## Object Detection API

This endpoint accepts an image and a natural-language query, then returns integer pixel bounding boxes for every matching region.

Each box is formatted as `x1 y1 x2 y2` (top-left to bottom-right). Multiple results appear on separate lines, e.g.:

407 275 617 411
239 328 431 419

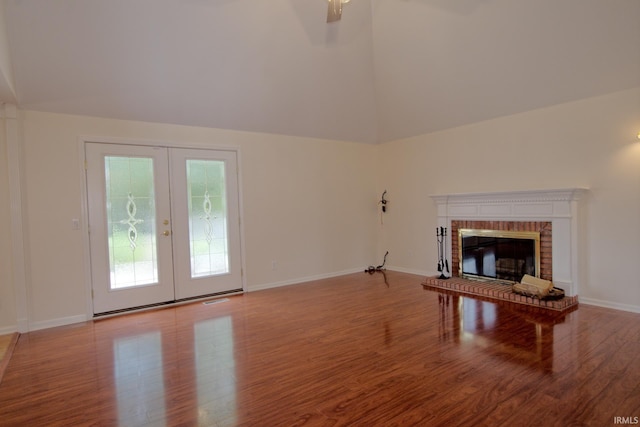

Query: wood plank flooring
0 271 638 426
0 332 19 384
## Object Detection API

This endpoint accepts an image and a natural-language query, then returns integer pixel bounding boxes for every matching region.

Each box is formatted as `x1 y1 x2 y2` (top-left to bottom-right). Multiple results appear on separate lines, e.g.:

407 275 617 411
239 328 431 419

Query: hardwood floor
0 271 638 426
0 333 19 384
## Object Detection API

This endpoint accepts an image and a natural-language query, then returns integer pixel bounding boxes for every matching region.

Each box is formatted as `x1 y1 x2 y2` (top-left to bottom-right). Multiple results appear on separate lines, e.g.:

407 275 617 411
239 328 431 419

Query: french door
86 143 243 314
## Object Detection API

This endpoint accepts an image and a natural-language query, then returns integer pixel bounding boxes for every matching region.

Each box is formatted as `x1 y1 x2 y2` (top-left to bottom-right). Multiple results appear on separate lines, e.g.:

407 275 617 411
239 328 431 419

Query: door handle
163 230 171 237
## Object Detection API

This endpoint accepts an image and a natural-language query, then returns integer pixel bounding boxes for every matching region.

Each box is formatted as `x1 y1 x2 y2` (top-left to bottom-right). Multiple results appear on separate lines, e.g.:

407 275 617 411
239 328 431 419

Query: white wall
377 87 640 312
0 115 17 332
13 111 378 330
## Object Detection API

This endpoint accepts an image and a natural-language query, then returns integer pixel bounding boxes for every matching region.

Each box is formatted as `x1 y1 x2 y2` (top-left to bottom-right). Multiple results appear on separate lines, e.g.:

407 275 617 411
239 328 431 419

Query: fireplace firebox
458 229 540 282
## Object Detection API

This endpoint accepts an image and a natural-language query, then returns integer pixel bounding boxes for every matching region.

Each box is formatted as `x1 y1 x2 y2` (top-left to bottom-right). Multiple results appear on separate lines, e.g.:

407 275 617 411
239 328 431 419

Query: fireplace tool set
436 227 449 279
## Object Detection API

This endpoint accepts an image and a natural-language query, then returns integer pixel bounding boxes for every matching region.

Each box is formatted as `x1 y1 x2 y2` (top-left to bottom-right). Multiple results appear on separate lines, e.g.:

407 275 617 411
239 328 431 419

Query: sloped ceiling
3 0 640 143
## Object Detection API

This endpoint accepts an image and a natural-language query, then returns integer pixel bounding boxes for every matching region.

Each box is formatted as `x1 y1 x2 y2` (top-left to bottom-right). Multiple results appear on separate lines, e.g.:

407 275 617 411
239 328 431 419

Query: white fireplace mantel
430 188 588 296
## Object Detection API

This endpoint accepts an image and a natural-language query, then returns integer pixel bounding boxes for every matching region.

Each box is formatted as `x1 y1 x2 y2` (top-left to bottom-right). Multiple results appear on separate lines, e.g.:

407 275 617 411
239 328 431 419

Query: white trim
79 134 241 152
385 265 433 277
248 268 363 292
28 315 89 332
92 291 244 321
236 149 248 293
78 139 94 321
0 325 18 335
430 188 589 207
4 104 30 332
580 298 640 314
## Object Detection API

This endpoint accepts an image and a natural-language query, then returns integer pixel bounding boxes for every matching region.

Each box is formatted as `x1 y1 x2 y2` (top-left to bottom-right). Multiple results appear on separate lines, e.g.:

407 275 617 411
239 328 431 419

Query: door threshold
93 289 244 319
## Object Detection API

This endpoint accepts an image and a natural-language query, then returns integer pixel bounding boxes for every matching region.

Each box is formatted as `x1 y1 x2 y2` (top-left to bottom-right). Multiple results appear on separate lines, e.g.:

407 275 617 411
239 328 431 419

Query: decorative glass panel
186 159 229 277
105 156 158 289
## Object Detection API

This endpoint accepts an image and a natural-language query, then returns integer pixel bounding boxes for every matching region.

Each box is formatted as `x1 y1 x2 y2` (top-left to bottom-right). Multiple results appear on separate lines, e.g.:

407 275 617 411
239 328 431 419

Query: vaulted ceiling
2 0 639 143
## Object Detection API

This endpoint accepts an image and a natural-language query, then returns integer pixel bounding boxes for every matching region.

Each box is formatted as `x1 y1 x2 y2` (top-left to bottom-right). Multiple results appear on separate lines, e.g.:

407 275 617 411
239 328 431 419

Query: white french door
86 143 243 314
170 148 242 300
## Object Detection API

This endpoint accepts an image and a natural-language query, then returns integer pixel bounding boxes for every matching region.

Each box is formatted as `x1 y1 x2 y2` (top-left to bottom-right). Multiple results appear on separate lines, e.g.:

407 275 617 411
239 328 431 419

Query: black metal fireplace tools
436 227 449 279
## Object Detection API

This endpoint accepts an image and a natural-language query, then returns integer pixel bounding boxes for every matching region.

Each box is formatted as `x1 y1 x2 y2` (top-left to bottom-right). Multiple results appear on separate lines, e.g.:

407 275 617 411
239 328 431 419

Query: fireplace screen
458 229 540 282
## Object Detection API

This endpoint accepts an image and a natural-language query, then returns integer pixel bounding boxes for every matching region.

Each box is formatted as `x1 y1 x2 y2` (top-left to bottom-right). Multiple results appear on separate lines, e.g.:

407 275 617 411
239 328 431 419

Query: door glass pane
186 159 229 277
105 156 158 289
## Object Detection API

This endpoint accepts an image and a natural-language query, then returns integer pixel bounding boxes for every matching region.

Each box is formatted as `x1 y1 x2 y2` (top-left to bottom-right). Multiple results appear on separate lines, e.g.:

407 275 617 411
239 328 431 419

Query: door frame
78 136 247 318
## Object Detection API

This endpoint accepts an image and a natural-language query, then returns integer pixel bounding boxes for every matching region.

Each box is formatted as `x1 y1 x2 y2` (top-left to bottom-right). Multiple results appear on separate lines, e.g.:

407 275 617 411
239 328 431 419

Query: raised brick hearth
422 276 578 312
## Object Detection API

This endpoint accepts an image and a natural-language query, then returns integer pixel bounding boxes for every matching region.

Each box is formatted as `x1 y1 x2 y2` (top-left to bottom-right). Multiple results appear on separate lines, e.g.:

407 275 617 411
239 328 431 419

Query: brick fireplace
431 189 587 296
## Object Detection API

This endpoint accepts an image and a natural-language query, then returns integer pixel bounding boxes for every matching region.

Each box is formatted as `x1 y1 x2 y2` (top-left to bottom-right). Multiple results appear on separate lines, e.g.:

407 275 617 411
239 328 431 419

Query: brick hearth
422 276 578 312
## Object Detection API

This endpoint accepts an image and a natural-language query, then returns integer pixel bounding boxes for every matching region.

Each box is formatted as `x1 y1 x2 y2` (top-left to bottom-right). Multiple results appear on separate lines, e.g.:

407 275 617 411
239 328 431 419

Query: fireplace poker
443 227 450 275
436 227 443 273
437 227 444 278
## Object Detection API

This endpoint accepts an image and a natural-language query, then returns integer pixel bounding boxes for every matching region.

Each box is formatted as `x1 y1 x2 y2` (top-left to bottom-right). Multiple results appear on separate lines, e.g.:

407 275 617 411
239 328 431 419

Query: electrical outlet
71 219 80 230
271 261 277 271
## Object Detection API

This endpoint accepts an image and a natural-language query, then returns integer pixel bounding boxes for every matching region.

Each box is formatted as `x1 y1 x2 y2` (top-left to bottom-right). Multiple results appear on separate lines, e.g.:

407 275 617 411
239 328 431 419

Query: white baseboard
248 268 364 292
16 317 29 333
0 325 18 335
28 315 89 332
386 265 433 277
579 297 640 314
249 267 437 293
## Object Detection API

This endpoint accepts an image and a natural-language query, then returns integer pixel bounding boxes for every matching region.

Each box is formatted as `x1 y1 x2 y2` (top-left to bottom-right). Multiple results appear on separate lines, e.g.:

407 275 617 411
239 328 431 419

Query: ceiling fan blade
327 0 342 22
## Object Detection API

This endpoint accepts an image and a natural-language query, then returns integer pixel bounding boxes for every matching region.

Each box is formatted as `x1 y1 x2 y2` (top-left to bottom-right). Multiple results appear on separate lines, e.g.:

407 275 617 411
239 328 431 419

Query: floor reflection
194 316 237 425
366 269 390 287
438 293 562 372
113 331 166 426
104 311 238 426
